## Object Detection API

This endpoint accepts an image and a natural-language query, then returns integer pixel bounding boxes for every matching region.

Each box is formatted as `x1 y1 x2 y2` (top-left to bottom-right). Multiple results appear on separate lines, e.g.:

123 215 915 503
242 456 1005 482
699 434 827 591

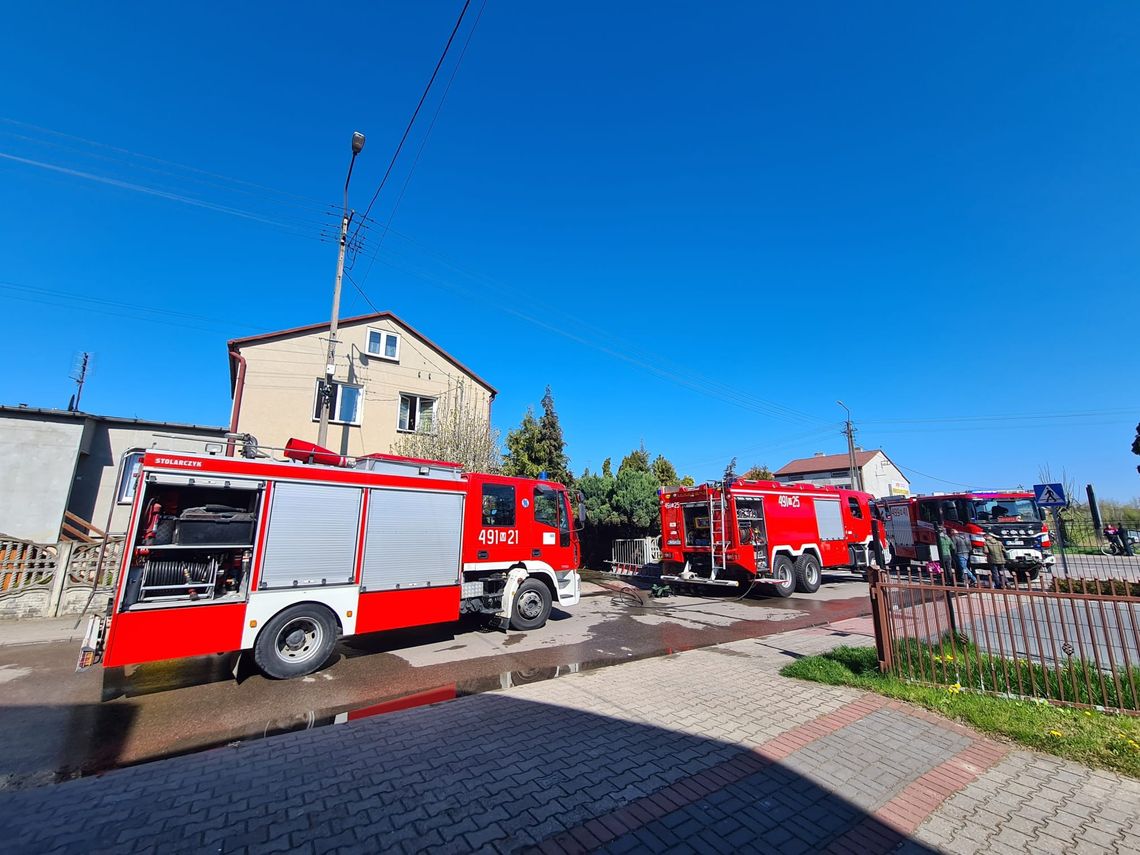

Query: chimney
813 451 825 457
854 446 863 452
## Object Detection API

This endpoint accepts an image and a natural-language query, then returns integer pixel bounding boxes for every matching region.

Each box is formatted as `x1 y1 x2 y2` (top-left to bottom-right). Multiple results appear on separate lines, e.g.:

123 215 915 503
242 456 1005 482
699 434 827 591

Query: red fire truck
78 439 583 679
657 480 885 596
879 490 1054 582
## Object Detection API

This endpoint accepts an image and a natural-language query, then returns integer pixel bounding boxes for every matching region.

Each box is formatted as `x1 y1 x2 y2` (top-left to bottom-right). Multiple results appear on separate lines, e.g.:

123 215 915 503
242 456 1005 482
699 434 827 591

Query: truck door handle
532 549 541 557
477 550 489 559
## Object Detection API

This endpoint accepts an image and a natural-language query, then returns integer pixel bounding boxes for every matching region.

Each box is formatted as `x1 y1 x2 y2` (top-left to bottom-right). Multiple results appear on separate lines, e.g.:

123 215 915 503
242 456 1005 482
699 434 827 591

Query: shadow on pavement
0 693 938 854
0 702 138 791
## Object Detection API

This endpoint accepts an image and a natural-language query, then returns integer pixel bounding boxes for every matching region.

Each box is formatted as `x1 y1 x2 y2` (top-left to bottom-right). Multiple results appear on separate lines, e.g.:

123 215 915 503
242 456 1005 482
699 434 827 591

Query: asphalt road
0 573 873 791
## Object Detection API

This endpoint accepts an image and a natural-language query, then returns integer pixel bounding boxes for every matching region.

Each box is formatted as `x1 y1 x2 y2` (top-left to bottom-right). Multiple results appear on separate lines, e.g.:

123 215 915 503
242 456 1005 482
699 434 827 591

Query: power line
894 462 974 489
347 0 474 258
864 408 1135 426
0 117 334 213
367 247 824 424
351 0 488 291
0 151 328 241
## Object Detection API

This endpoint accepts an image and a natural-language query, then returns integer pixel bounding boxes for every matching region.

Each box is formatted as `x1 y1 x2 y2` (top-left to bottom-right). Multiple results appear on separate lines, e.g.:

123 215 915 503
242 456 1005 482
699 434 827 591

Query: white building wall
71 424 225 536
0 415 85 542
860 453 910 498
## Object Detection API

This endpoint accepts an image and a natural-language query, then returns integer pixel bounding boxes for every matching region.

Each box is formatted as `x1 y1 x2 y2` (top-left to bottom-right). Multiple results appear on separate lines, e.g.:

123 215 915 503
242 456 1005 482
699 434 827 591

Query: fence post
47 540 73 618
867 565 891 672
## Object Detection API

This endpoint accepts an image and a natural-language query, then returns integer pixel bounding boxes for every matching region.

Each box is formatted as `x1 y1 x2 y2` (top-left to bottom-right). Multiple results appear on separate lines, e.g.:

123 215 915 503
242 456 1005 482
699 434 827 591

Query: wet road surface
0 573 872 790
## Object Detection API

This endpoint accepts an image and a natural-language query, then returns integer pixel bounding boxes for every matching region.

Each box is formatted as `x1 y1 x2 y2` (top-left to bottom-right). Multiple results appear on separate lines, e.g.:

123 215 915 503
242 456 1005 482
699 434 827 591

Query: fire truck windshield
972 498 1040 523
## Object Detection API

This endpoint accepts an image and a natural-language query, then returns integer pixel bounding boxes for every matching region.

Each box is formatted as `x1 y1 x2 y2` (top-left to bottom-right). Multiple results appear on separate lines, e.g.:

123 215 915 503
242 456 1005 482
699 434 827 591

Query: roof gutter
226 348 247 457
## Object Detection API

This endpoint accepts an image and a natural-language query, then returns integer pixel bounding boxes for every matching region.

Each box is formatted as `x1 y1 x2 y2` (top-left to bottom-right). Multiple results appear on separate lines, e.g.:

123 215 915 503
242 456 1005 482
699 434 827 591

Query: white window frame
366 327 401 362
312 379 364 426
117 451 145 504
398 393 436 434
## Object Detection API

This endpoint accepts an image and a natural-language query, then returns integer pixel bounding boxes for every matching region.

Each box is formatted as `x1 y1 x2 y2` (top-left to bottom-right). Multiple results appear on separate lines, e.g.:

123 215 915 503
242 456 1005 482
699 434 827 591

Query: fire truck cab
79 441 583 679
879 490 1054 582
657 480 884 596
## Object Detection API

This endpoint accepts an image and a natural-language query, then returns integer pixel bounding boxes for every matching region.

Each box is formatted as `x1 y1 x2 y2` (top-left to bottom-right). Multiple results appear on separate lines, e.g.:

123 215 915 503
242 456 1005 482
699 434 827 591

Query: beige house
227 312 497 458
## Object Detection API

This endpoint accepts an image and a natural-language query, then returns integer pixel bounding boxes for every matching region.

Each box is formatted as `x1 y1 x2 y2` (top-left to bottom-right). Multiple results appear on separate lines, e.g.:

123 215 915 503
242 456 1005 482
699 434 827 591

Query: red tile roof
775 450 882 476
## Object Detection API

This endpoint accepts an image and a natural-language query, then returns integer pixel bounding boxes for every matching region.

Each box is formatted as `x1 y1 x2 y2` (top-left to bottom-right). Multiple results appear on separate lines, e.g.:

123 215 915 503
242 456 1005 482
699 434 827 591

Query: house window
367 329 400 361
481 483 516 527
312 380 363 425
398 394 435 433
117 451 144 504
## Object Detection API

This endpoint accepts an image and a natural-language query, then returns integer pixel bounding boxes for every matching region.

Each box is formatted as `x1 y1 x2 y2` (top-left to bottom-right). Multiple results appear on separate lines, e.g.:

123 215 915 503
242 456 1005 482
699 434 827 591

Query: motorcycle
1101 525 1140 556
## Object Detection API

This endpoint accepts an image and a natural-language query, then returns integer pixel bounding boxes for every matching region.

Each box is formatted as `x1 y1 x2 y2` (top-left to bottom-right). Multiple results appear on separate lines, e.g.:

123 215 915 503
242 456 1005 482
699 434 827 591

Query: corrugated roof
226 311 498 396
775 449 882 476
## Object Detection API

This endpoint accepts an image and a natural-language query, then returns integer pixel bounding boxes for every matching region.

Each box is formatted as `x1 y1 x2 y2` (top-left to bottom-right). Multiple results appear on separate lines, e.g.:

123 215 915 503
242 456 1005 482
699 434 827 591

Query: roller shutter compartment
259 483 362 588
814 498 844 541
361 489 463 591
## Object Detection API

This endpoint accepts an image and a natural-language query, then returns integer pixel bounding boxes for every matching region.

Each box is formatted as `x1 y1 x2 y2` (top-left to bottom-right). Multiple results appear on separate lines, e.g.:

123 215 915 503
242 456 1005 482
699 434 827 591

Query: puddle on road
13 582 870 789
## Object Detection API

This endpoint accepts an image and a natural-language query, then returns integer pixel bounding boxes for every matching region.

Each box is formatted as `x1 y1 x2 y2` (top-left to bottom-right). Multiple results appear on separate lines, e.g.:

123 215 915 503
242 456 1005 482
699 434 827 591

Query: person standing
952 529 978 587
938 527 954 582
985 533 1007 589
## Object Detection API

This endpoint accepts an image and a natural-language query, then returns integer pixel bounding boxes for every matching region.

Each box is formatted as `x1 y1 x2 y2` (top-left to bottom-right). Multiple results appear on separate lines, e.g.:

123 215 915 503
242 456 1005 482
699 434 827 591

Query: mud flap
76 615 106 672
495 567 530 631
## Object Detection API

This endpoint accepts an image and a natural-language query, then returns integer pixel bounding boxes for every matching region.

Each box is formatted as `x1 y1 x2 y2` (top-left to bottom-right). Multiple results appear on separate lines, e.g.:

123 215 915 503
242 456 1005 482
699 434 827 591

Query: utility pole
317 131 366 449
69 352 90 412
837 400 864 491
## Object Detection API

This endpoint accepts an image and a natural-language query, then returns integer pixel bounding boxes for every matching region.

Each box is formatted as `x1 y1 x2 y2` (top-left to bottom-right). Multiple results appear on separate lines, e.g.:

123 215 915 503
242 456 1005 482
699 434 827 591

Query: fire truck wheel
794 554 822 593
510 578 552 631
254 604 338 679
771 555 795 598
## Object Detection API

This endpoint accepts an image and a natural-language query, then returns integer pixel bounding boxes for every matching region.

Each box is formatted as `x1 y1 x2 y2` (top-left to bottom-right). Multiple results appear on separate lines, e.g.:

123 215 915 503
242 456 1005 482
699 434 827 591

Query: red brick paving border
535 692 1009 854
825 740 1009 852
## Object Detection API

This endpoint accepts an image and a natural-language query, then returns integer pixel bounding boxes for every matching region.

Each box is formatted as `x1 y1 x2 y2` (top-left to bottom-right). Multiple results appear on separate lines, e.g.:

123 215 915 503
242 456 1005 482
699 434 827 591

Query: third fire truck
878 490 1054 582
78 438 583 680
657 480 886 596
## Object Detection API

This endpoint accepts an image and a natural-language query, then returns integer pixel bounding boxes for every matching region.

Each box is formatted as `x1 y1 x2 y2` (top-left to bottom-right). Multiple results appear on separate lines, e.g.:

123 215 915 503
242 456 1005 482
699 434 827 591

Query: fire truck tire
254 604 338 679
794 554 822 593
771 555 795 598
510 578 552 631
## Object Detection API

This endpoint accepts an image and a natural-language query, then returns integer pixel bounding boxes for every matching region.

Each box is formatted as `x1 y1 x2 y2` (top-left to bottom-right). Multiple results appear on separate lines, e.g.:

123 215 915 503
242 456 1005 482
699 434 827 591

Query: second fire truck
658 480 886 596
878 490 1054 582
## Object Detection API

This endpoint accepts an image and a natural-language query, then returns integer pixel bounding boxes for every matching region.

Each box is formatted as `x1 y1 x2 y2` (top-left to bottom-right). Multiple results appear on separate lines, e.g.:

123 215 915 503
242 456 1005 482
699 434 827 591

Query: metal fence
868 523 1140 714
606 537 662 577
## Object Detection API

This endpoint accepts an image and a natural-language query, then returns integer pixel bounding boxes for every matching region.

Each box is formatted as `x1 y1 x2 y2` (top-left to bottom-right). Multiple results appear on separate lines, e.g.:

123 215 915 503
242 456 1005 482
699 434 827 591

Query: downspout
227 349 247 457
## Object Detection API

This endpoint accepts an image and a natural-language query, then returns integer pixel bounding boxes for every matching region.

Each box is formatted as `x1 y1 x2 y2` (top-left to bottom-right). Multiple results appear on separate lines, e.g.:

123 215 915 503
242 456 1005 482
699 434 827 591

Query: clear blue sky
1 2 1137 499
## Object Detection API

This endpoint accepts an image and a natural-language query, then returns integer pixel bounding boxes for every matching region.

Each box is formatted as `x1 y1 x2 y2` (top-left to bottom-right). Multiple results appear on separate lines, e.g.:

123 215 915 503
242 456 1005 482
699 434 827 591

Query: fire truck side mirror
576 491 587 530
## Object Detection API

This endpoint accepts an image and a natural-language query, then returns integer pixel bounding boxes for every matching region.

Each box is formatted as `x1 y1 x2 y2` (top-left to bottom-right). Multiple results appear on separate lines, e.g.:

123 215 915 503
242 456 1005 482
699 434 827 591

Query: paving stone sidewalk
1 625 1137 854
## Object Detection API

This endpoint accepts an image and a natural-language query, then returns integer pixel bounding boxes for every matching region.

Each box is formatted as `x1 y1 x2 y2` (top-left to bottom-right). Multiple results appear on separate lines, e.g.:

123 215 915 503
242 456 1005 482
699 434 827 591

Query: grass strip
781 645 1140 779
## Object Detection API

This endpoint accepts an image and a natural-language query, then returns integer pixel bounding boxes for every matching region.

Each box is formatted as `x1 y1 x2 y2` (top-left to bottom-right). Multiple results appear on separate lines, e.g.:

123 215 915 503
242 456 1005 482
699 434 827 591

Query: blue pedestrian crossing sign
1033 483 1067 508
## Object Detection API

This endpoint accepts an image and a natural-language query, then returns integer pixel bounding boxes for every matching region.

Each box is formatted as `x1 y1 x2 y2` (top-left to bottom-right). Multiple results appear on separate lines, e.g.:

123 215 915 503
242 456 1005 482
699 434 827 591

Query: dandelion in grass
948 683 962 695
1048 730 1063 737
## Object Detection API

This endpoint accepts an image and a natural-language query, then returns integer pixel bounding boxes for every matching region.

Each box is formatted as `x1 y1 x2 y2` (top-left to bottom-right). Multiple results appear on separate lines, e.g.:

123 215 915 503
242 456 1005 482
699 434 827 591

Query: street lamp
317 131 366 449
